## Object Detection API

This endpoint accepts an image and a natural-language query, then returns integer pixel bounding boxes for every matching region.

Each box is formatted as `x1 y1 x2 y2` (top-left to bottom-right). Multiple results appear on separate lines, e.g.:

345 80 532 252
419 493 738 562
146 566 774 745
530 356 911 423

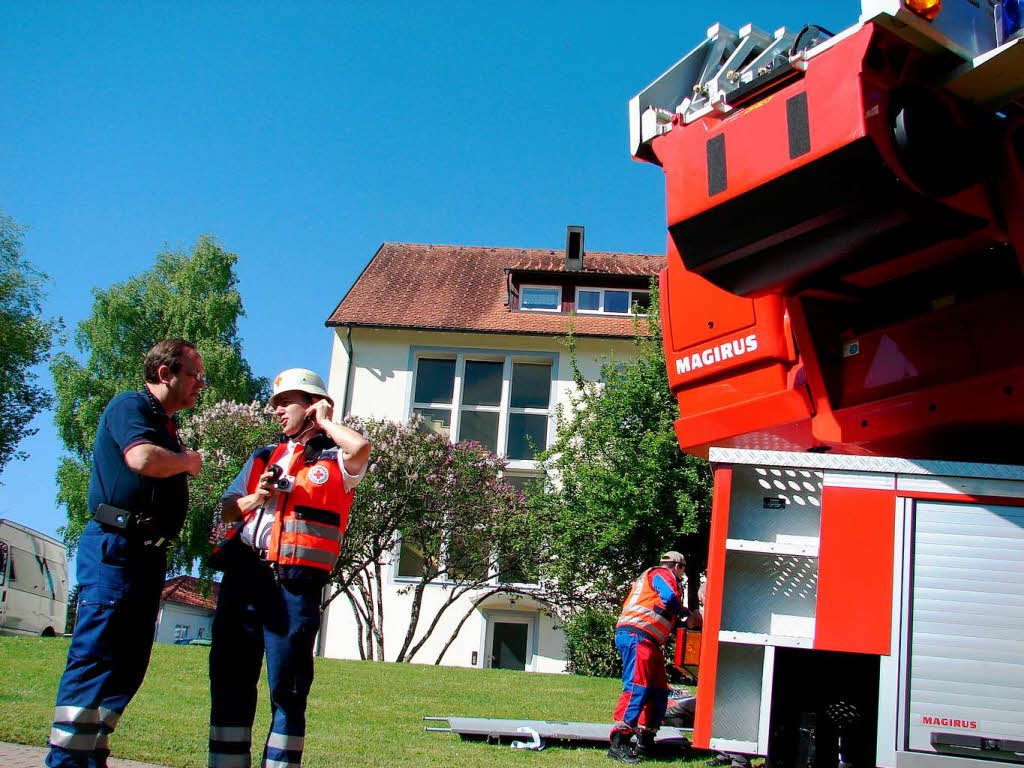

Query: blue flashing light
1004 0 1023 39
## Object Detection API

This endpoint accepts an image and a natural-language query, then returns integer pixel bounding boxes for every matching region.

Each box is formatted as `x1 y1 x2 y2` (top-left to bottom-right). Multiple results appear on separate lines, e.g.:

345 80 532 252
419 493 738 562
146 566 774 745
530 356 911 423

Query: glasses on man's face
180 369 207 386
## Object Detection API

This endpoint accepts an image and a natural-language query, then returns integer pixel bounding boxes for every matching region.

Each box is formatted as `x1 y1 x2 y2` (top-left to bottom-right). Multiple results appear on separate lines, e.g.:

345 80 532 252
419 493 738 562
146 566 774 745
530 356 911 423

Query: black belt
93 503 175 549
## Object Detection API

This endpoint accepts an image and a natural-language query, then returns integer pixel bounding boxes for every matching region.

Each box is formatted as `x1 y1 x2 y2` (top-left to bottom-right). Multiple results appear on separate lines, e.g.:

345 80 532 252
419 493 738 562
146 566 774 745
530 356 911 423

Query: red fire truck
631 1 1024 766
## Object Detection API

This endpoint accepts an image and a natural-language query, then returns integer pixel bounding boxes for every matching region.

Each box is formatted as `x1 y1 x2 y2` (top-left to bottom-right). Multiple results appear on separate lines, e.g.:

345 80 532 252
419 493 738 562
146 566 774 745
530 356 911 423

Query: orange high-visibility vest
212 440 353 574
616 566 682 645
261 441 353 572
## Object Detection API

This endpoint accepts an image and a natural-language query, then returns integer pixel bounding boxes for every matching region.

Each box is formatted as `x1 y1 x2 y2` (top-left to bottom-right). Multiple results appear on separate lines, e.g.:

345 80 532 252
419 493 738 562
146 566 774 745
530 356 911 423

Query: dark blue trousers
208 550 322 768
47 521 166 768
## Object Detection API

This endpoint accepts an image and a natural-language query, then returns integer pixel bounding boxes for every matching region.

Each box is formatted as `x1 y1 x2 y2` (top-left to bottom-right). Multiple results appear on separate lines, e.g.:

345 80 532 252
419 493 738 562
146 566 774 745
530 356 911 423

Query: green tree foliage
51 236 268 560
562 608 622 678
330 416 545 664
64 584 80 635
0 211 62 477
180 400 280 577
535 286 713 616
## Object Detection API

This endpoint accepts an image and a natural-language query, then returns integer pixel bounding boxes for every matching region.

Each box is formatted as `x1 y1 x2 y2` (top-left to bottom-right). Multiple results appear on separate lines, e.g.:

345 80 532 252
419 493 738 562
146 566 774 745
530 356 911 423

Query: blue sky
1 1 852 561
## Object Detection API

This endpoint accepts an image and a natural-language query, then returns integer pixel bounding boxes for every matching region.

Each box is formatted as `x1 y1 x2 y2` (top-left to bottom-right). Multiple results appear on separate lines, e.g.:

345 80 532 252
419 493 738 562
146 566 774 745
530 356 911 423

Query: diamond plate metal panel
709 448 1024 481
712 643 764 742
727 465 822 543
721 551 818 635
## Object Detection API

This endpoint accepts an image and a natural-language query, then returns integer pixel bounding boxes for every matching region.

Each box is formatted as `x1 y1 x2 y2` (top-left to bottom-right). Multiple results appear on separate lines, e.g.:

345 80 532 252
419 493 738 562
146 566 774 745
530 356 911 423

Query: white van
0 519 69 637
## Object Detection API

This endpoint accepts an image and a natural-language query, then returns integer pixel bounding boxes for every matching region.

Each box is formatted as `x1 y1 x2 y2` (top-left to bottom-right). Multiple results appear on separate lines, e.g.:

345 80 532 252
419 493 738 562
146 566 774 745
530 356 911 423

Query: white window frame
575 286 650 316
519 284 562 313
410 351 555 468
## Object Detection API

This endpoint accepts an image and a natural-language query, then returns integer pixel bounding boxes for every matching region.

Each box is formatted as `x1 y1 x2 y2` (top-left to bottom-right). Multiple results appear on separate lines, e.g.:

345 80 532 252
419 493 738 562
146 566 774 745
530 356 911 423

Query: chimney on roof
565 225 584 271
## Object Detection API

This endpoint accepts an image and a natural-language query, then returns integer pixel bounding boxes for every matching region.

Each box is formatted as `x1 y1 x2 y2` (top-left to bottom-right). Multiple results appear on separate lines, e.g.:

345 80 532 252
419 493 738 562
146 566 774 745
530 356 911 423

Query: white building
318 239 663 672
154 575 218 644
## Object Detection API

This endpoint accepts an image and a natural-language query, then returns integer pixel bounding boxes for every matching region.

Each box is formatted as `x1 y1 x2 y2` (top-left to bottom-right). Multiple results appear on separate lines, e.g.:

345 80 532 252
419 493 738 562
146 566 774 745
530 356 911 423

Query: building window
396 535 428 578
575 287 650 315
519 285 561 312
411 353 553 464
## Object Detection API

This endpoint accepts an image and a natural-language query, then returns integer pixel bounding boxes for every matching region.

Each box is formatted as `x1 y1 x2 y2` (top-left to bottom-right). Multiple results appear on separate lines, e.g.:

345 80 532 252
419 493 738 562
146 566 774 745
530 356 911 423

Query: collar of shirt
140 388 182 444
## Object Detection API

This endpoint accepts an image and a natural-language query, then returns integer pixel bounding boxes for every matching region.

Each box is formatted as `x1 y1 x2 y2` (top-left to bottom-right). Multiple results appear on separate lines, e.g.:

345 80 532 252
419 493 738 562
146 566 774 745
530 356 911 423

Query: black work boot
608 730 641 764
635 728 657 758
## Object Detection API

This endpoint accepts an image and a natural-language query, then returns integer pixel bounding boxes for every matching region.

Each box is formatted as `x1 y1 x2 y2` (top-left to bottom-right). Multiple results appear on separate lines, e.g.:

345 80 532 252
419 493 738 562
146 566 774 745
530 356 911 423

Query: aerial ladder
630 2 1024 766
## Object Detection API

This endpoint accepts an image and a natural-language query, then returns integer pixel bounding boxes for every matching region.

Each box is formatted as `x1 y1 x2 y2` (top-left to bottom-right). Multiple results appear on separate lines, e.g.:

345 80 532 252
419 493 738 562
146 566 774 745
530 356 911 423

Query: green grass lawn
0 637 708 767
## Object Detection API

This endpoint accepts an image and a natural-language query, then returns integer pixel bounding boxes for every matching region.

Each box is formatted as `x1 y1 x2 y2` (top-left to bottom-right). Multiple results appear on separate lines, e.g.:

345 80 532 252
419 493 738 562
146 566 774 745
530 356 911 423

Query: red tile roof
161 576 219 611
325 243 665 338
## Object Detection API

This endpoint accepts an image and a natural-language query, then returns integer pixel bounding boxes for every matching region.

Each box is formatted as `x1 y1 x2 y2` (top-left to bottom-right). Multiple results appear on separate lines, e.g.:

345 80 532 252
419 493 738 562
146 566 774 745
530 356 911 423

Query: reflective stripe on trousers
49 705 121 753
265 732 304 767
209 726 253 768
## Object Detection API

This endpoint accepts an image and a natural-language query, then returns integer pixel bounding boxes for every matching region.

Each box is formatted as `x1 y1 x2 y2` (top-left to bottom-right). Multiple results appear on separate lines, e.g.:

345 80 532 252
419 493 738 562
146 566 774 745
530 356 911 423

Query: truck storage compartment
720 464 822 642
769 647 880 768
906 501 1024 759
712 643 766 749
720 552 819 640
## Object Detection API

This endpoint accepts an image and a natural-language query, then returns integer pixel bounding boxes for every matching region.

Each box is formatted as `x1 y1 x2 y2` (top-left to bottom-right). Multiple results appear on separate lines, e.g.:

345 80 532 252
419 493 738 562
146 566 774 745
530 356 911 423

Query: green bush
563 609 621 678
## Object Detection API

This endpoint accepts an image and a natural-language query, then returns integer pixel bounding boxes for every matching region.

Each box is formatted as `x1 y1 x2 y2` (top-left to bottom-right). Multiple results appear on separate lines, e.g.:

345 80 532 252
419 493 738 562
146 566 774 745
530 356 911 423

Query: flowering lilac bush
176 399 280 576
333 415 545 663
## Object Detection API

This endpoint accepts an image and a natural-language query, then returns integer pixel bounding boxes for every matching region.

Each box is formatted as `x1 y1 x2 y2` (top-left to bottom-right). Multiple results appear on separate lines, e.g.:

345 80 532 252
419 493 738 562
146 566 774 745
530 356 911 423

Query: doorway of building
490 621 528 670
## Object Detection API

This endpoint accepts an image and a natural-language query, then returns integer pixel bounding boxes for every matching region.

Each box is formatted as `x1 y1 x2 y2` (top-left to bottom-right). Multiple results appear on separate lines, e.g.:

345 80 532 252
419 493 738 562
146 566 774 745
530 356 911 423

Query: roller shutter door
907 501 1024 757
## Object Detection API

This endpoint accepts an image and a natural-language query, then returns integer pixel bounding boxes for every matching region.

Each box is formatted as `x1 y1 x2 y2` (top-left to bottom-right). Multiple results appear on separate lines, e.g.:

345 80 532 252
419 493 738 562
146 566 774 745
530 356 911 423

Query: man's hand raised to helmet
304 399 334 429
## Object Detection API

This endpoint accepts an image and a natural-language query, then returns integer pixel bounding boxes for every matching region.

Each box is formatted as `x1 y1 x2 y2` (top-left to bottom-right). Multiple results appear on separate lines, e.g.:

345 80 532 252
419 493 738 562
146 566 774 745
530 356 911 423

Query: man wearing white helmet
207 368 370 768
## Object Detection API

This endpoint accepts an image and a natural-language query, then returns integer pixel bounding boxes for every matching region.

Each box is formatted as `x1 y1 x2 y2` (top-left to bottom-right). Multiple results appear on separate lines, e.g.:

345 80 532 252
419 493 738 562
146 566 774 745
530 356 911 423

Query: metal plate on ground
425 716 692 744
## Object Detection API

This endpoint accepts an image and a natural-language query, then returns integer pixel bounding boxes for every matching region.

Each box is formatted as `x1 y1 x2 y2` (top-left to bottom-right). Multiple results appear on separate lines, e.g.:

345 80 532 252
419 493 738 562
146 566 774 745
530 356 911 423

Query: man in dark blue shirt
47 338 204 768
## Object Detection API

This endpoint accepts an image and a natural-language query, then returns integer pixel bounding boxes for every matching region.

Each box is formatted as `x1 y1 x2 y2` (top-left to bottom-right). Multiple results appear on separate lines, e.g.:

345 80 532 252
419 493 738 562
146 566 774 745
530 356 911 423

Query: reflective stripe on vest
616 566 680 644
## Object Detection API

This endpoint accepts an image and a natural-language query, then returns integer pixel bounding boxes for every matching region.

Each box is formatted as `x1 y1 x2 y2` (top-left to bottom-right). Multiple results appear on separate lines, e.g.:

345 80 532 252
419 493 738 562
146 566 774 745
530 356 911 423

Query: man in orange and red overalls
609 551 691 764
207 369 370 768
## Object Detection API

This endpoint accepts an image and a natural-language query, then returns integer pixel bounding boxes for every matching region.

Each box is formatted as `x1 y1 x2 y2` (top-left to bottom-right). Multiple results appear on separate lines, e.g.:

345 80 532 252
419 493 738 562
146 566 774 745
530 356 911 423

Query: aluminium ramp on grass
424 716 692 744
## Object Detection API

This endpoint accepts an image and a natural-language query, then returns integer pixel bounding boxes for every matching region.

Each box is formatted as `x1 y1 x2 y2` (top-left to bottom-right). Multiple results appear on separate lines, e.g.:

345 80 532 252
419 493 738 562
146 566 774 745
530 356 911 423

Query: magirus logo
675 334 758 375
922 716 978 729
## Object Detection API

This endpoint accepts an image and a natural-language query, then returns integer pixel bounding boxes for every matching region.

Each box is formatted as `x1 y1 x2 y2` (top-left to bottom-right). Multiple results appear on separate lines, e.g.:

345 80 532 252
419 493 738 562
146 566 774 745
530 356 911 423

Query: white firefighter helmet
270 368 333 407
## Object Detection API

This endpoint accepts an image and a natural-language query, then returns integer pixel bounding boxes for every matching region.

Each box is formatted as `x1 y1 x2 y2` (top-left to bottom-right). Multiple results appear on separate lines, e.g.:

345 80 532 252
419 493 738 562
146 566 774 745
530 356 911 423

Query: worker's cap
660 551 686 566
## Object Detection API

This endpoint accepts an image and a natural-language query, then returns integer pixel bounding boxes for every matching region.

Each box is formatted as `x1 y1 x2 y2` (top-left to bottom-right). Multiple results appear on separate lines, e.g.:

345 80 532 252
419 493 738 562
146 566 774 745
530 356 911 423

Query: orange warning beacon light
904 0 942 21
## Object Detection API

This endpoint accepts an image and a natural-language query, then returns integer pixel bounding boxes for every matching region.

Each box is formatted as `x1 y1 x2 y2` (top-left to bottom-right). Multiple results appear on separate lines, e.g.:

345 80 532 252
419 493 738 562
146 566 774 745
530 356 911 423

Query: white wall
321 326 639 671
321 559 563 672
154 602 214 644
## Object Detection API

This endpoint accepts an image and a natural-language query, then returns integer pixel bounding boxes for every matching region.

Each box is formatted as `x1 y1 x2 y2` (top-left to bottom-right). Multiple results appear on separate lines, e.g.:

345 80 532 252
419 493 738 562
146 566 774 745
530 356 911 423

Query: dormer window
576 287 650 315
520 285 562 312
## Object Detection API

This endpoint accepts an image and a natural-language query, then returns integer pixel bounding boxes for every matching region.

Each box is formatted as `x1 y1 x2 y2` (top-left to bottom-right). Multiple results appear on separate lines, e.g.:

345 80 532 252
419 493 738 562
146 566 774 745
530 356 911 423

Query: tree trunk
356 570 377 661
395 577 430 662
343 588 368 660
372 560 385 661
433 587 505 665
405 584 470 663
